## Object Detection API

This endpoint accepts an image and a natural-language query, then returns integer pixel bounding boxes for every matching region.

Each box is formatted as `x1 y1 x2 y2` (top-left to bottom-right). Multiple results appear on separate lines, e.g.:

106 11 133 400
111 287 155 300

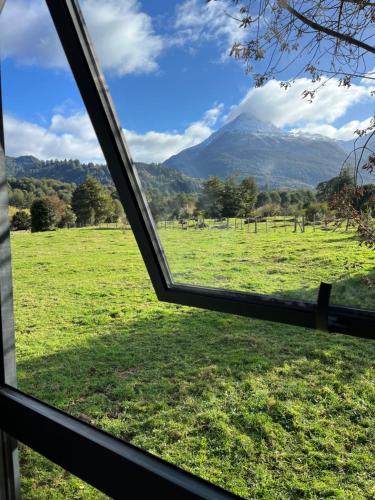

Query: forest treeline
8 168 375 232
148 168 375 222
6 156 201 194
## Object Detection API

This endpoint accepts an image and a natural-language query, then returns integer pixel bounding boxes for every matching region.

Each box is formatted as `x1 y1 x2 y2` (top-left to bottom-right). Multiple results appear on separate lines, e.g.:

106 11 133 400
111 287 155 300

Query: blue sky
1 0 374 164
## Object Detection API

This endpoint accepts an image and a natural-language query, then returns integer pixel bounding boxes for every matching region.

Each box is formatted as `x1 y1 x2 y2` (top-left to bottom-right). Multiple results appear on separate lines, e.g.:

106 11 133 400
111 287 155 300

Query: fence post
255 217 258 233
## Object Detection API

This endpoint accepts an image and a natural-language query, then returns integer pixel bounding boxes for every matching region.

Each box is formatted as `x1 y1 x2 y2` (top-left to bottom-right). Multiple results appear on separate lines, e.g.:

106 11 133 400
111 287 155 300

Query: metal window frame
0 0 374 498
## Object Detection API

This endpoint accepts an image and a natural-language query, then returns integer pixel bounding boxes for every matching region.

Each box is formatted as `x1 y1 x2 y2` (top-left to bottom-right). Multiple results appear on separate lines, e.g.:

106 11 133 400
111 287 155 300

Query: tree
256 191 271 208
238 177 257 217
30 198 58 232
110 199 125 223
59 207 77 228
46 195 67 226
316 166 355 202
10 189 26 208
304 202 329 222
11 211 31 231
269 191 281 206
71 177 113 226
220 0 374 89
199 177 224 218
280 191 291 209
147 190 169 222
220 177 242 217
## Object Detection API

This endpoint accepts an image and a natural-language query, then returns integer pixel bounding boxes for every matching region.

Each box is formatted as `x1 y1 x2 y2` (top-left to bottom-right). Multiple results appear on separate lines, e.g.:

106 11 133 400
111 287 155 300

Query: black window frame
0 1 374 498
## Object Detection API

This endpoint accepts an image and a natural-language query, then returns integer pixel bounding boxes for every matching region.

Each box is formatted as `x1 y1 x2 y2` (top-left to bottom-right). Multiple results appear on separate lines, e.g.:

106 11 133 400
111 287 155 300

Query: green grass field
159 224 375 308
11 226 375 499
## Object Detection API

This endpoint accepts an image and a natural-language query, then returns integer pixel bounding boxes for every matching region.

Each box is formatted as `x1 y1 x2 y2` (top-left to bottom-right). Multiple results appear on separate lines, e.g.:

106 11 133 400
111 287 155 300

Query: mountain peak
221 112 284 136
163 110 349 188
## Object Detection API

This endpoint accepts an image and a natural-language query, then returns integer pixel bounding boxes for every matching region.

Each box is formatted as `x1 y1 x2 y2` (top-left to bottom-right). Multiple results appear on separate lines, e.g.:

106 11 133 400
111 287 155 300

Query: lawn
10 226 375 499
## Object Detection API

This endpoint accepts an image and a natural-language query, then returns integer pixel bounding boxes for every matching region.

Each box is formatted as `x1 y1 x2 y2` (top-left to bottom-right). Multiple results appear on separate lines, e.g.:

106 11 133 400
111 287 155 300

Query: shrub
11 211 31 231
304 202 329 222
58 207 77 228
256 203 280 217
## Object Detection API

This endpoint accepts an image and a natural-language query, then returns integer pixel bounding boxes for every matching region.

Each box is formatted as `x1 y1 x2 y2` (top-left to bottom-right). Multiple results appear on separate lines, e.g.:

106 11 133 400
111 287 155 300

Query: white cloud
226 77 375 140
174 0 246 57
290 118 374 141
124 103 222 162
227 78 373 128
4 104 223 164
124 121 212 163
4 113 104 163
0 1 66 68
0 0 163 75
81 0 163 76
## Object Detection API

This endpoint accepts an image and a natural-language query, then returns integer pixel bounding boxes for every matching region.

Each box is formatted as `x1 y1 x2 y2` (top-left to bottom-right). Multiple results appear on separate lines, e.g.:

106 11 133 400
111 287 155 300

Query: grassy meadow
10 225 375 498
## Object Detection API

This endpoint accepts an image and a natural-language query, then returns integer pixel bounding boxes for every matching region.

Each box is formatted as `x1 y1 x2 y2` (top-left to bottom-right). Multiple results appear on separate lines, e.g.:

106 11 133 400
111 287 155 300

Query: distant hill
163 112 352 189
5 156 201 194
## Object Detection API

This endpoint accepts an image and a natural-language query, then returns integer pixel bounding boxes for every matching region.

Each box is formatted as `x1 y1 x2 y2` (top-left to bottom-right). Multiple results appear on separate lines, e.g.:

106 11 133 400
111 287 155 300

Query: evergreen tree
220 177 242 217
269 191 281 205
239 177 257 217
316 167 355 202
280 191 291 208
71 177 113 226
30 198 58 232
256 191 271 208
199 177 224 218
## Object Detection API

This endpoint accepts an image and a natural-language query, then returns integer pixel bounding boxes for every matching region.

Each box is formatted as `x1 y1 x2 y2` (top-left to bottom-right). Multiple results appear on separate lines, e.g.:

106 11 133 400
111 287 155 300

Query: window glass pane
79 0 375 311
1 1 375 499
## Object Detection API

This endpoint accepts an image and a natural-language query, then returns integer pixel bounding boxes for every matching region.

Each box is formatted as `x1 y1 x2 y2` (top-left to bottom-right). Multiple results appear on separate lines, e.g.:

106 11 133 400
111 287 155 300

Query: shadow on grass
271 265 375 310
17 302 375 409
15 298 375 498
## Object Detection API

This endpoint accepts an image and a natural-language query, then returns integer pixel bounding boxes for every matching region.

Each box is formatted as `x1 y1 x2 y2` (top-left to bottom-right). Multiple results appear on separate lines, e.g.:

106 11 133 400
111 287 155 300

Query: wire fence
155 216 355 234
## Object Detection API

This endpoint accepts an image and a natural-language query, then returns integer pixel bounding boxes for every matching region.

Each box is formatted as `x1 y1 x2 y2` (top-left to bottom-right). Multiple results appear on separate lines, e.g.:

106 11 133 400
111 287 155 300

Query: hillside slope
5 156 201 194
163 113 348 189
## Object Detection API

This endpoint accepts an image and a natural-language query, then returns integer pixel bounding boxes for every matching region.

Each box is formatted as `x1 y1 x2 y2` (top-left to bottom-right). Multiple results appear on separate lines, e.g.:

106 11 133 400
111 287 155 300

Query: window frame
0 0 374 498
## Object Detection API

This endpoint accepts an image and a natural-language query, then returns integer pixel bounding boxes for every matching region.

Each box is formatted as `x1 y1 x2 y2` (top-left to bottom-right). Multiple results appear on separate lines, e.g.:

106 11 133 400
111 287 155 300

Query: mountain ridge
5 155 201 194
162 112 359 189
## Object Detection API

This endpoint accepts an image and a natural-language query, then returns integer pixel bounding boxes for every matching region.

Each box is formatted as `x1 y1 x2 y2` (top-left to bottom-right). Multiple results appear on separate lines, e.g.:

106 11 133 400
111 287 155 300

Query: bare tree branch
279 0 375 55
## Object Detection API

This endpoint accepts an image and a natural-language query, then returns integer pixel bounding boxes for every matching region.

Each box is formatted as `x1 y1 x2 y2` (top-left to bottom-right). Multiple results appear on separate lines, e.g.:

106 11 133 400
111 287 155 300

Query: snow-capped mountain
163 112 349 189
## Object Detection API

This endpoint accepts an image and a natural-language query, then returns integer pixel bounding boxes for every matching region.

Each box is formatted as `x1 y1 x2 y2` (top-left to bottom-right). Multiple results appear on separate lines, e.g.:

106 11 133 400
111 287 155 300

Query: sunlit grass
160 223 375 308
11 227 375 499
